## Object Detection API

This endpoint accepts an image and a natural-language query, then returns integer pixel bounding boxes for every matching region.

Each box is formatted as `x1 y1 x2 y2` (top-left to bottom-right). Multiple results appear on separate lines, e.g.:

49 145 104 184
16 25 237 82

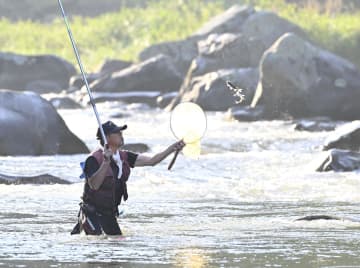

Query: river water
0 102 359 267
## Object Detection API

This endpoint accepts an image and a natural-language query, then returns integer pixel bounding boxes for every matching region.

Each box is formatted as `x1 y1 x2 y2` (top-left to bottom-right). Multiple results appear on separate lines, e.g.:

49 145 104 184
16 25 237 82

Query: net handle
168 150 180 170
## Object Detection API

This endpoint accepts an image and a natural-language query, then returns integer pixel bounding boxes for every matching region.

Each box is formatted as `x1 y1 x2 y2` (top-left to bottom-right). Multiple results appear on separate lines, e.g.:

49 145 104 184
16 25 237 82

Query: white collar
112 150 123 179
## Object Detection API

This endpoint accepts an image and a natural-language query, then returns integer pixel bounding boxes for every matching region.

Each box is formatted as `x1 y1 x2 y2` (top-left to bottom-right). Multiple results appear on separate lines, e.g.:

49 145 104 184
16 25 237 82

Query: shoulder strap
91 148 104 165
90 148 114 177
119 150 128 162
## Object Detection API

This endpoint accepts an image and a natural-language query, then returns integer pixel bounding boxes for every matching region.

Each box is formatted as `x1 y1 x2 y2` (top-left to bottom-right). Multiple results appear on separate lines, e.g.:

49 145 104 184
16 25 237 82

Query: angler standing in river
56 0 185 236
71 120 185 235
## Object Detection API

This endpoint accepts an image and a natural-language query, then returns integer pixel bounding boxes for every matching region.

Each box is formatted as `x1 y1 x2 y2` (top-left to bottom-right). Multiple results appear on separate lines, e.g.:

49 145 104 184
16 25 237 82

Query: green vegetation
0 0 358 71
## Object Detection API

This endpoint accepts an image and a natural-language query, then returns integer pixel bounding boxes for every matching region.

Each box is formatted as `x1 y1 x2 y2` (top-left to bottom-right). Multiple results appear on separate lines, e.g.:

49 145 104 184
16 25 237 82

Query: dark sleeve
84 156 100 179
126 151 138 168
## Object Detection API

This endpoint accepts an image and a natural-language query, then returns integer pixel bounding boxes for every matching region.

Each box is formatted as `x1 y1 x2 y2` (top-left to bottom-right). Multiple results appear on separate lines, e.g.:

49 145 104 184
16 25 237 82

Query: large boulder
168 68 258 111
322 121 360 151
139 6 255 75
316 149 360 172
139 38 199 76
0 52 76 93
70 59 133 90
193 5 255 37
0 90 89 155
187 10 306 80
190 33 265 77
69 73 105 90
87 54 183 93
0 173 70 184
251 33 360 120
139 6 304 77
240 11 306 49
95 59 133 74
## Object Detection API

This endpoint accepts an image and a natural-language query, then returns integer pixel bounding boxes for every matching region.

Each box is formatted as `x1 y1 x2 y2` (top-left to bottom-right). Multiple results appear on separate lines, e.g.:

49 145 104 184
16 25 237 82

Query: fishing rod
57 0 107 146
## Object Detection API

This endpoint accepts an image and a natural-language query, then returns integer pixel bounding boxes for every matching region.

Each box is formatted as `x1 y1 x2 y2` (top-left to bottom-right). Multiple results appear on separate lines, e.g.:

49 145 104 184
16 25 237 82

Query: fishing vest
82 149 131 215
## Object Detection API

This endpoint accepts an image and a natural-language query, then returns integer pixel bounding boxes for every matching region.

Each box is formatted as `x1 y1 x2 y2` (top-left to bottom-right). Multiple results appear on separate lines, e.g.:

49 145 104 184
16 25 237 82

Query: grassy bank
0 0 358 71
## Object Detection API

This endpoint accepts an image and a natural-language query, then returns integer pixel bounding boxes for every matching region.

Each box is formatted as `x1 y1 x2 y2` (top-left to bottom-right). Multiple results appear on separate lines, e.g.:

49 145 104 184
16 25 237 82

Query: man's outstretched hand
170 140 186 152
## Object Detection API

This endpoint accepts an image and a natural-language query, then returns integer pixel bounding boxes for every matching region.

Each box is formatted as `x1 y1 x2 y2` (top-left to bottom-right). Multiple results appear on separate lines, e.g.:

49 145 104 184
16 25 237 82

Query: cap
96 120 127 140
